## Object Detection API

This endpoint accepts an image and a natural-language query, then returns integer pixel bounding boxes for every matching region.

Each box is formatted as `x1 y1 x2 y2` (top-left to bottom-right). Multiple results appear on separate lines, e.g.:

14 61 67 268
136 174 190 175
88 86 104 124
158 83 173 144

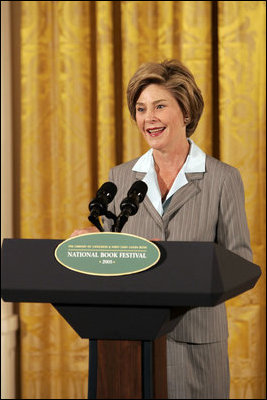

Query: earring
184 117 189 124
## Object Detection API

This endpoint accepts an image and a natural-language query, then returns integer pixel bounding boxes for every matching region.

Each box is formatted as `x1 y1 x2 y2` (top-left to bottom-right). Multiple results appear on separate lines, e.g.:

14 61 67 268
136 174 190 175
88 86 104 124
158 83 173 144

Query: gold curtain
218 2 266 397
14 1 265 398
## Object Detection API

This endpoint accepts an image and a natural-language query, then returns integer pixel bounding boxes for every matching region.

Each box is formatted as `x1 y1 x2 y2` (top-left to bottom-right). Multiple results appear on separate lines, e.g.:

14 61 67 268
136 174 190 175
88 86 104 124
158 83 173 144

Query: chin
144 134 162 146
149 142 166 152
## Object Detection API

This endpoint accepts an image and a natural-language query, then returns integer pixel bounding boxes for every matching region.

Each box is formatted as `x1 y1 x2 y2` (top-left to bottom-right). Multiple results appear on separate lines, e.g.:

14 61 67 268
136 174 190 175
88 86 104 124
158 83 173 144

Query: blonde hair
127 60 204 136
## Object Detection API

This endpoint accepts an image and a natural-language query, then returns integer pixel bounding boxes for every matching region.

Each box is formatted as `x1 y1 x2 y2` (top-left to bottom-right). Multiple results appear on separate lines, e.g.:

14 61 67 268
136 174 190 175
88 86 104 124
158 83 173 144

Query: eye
156 104 165 109
136 106 145 113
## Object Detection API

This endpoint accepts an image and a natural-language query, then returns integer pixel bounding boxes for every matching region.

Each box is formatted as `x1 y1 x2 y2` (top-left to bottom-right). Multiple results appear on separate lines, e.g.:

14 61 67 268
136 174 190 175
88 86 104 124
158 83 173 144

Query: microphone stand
112 208 132 232
88 215 105 232
88 209 118 232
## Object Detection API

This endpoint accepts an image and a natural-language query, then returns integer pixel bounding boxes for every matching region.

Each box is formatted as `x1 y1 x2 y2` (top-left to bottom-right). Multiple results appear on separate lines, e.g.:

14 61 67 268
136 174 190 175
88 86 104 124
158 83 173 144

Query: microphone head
89 181 117 215
96 181 117 203
127 180 148 203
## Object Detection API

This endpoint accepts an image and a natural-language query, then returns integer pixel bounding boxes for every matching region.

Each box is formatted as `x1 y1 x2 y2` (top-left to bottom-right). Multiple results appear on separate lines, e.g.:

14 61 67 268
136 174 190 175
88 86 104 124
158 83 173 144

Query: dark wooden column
96 337 167 399
153 335 167 399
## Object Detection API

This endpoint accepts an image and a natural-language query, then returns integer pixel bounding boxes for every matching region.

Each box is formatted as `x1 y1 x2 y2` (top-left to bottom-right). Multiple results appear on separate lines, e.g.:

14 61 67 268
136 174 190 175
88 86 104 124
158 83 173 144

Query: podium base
88 337 167 399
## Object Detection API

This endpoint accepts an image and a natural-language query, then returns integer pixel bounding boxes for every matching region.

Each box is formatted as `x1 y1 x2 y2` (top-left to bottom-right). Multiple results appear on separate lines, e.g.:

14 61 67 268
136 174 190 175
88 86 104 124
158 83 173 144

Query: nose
145 108 157 122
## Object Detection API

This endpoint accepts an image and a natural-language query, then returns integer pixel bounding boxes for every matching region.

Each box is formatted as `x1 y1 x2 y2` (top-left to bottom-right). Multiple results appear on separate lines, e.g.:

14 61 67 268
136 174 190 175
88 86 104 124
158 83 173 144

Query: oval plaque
55 232 161 276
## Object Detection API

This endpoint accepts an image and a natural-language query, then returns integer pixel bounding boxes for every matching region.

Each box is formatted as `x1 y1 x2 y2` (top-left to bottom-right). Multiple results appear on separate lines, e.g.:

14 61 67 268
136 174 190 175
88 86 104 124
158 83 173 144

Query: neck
153 139 190 171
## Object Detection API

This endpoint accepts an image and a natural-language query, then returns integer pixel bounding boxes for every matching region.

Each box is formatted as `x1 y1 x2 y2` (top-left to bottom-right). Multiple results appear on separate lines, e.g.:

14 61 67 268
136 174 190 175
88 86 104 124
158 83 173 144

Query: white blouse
132 139 206 216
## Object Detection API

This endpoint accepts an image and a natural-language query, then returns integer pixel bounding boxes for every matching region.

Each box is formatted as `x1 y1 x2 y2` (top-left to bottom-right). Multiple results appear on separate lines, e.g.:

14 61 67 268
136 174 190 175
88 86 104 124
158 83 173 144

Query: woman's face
135 84 187 153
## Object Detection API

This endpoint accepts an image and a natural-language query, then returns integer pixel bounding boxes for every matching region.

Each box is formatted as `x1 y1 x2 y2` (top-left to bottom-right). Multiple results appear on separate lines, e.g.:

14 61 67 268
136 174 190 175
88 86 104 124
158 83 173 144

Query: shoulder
108 157 142 188
205 155 245 196
205 154 242 180
110 157 140 175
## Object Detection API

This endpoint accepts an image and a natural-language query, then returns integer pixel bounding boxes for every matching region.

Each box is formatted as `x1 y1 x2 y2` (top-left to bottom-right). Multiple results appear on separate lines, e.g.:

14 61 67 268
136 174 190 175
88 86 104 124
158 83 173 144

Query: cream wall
1 1 18 399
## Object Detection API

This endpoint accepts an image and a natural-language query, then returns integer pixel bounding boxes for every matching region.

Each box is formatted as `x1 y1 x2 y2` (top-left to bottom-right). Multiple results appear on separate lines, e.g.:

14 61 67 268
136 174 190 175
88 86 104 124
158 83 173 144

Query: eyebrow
136 99 168 106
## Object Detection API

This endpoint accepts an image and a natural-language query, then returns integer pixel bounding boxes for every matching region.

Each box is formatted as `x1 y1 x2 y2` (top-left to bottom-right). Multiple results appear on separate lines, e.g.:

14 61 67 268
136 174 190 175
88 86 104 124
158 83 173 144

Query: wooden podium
1 239 261 399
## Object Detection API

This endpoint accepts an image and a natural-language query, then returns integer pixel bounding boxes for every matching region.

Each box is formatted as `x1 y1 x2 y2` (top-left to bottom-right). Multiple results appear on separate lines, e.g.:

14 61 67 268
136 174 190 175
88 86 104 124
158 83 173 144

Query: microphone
88 182 117 220
114 181 148 232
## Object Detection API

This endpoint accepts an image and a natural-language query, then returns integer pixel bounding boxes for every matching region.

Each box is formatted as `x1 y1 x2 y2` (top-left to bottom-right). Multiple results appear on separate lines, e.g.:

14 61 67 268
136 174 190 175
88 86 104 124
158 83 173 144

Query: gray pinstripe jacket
102 154 252 344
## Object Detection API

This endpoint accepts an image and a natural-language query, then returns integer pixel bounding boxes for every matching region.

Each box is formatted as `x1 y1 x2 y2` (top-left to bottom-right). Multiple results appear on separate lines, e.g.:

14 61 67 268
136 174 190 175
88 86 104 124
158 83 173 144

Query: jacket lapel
134 171 205 225
164 172 204 220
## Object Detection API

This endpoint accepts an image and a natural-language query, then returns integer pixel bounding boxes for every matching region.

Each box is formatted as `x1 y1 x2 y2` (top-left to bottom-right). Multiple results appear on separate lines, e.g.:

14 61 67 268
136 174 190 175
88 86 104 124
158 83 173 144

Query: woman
72 60 252 398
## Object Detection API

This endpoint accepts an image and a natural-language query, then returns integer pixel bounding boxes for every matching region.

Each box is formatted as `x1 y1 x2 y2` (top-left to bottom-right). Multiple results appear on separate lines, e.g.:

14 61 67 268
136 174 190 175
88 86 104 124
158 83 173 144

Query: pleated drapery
12 1 265 398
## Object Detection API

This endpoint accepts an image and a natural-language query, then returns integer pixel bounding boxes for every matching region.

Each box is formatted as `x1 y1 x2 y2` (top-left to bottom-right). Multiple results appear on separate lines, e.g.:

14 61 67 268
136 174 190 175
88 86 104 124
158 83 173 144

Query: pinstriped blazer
102 154 252 344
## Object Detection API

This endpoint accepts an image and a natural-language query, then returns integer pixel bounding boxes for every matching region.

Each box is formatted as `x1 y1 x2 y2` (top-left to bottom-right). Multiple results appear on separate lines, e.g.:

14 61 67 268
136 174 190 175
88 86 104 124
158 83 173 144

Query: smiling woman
125 61 205 201
101 59 253 399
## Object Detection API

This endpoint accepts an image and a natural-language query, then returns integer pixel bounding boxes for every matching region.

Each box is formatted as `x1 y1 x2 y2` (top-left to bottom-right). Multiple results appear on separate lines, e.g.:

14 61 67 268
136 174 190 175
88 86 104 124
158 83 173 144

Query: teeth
148 127 165 133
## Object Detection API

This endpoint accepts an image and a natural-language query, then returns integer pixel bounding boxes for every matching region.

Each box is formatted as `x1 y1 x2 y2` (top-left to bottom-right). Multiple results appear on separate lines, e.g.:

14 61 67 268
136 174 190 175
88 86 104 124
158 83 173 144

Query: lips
146 127 166 137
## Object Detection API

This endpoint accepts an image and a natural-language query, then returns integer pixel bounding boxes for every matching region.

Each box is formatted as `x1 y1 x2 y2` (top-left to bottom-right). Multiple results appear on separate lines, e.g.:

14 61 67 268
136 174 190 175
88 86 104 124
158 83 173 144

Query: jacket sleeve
216 167 253 261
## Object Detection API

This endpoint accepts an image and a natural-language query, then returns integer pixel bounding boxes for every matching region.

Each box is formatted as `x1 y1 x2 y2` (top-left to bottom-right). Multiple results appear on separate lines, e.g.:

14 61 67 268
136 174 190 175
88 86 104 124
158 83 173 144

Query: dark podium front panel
1 239 261 309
